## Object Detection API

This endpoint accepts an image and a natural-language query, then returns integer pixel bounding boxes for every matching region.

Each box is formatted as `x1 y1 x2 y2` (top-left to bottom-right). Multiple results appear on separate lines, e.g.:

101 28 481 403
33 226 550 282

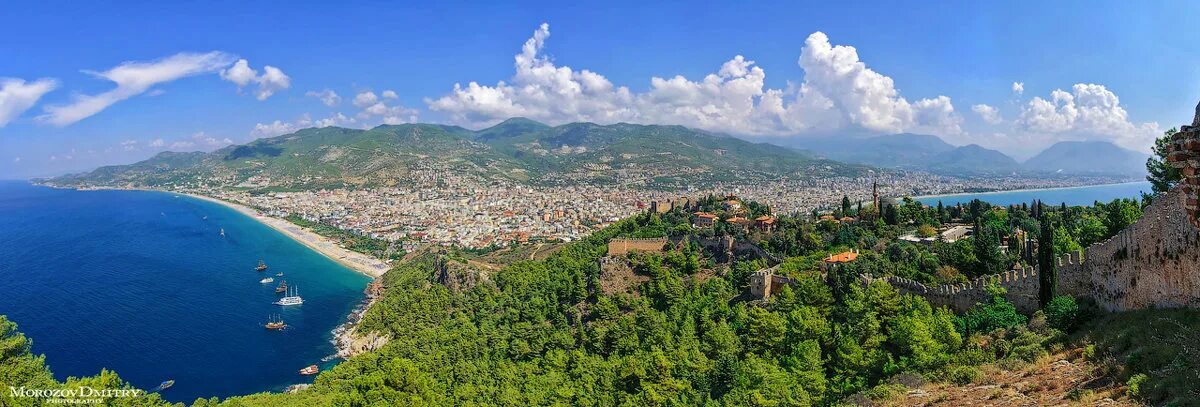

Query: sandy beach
184 193 390 279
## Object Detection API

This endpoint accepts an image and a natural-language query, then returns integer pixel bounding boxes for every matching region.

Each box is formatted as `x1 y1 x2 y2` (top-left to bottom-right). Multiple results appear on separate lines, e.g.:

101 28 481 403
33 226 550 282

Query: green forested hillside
48 119 865 189
2 197 1174 406
211 207 1060 406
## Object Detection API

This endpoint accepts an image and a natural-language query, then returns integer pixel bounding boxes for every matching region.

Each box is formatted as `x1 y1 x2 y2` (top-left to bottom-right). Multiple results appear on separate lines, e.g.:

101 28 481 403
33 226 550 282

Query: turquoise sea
915 181 1153 207
0 181 371 402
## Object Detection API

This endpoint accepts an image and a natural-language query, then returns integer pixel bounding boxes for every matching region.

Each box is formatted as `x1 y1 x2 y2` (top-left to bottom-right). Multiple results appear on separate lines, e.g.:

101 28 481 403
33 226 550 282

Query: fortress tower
1168 101 1200 228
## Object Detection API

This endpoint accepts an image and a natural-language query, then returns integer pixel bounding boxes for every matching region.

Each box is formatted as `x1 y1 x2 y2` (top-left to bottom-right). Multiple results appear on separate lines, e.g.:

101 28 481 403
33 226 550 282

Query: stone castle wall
875 187 1200 313
607 237 668 256
1060 188 1200 310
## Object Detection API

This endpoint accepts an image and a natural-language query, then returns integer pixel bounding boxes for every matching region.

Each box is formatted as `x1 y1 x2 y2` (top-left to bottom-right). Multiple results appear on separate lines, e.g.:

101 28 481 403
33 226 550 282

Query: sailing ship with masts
275 286 303 306
255 260 268 272
264 314 286 330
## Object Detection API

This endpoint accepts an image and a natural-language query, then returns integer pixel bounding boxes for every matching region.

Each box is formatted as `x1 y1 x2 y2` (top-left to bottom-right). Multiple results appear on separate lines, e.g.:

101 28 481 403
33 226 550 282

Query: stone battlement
878 186 1200 313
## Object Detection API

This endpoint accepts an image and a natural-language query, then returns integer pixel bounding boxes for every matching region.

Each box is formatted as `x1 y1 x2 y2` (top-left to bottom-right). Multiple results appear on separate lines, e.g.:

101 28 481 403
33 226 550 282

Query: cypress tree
1038 215 1057 307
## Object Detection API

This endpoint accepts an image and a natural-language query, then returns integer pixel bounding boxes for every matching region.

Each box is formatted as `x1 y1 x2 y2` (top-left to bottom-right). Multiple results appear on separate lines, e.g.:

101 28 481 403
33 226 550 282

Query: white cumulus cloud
353 91 379 108
251 113 359 138
40 52 236 126
220 59 290 100
971 104 1002 124
0 78 58 127
1016 83 1159 151
382 90 398 99
305 89 341 106
427 24 962 138
1012 82 1024 94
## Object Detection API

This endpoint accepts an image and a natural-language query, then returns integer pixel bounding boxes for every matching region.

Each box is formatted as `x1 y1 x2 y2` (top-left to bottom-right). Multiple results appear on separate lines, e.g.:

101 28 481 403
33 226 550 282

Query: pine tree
1147 128 1182 195
1038 215 1057 308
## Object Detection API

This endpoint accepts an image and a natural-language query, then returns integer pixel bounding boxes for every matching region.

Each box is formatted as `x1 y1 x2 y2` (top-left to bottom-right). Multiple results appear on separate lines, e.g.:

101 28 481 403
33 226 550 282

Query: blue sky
3 1 1199 178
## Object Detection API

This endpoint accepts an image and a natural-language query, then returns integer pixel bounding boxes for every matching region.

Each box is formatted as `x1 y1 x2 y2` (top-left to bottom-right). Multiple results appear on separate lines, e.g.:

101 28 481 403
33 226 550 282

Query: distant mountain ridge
802 133 1147 177
49 118 866 189
1022 140 1148 176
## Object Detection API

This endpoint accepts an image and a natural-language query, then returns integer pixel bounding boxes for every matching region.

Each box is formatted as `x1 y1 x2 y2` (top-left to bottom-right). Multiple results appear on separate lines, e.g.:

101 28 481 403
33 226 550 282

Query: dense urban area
181 170 1122 250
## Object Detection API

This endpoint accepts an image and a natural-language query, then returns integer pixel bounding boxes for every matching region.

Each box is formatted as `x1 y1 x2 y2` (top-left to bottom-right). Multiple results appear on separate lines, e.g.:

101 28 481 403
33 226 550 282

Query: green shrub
1127 373 1148 398
1011 344 1047 362
1045 296 1081 332
946 365 980 385
954 287 1028 336
1081 344 1095 360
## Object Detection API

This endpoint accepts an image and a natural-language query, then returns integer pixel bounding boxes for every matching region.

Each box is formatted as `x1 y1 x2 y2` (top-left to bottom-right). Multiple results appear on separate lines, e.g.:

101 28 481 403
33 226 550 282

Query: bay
0 181 370 403
915 181 1153 207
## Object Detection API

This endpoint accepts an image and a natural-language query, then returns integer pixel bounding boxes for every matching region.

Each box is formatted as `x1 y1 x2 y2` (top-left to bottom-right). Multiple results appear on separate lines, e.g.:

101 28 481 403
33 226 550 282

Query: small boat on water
265 314 286 330
275 286 303 306
299 365 319 375
260 277 274 284
275 281 288 294
256 260 268 272
151 380 174 392
275 271 283 277
220 228 225 237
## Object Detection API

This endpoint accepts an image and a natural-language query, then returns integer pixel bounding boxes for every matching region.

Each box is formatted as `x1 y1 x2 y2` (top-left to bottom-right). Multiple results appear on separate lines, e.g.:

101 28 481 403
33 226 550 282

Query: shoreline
180 192 390 279
182 192 391 365
913 180 1149 201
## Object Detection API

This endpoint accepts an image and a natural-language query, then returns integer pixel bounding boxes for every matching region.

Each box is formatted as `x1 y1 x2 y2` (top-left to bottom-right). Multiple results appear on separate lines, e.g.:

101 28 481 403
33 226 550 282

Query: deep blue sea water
0 181 371 403
916 181 1153 207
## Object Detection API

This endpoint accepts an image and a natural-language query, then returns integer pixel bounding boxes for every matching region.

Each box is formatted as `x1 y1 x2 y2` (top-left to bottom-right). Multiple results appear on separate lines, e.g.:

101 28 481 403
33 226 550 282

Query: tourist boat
275 271 283 277
220 228 225 237
275 280 288 294
275 286 303 306
256 260 268 271
299 365 319 375
151 380 174 392
265 314 286 330
260 277 274 284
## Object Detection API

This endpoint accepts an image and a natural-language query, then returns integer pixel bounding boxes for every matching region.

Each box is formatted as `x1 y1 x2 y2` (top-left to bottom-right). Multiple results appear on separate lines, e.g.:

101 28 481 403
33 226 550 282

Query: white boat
260 277 274 284
275 286 303 306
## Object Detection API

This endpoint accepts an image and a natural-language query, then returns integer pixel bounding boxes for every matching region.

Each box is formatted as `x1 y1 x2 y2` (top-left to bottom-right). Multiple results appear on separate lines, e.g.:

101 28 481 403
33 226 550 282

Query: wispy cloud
40 52 236 126
0 78 58 127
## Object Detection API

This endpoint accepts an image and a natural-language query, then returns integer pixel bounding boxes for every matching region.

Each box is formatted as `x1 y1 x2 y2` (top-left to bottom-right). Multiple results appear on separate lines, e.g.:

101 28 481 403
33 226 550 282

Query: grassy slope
1075 309 1200 406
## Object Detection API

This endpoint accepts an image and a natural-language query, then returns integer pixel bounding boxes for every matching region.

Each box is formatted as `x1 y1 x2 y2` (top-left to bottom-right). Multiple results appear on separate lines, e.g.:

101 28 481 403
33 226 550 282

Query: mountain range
48 119 1149 190
800 133 1148 177
49 119 865 189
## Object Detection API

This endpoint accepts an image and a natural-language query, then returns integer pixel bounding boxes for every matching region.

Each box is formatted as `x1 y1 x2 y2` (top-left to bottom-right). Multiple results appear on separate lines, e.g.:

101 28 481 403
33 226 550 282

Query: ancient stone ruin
606 237 668 256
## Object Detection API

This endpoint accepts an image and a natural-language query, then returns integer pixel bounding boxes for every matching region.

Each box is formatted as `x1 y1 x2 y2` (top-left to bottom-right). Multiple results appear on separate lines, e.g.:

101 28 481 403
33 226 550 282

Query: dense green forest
0 195 1172 406
211 203 1087 406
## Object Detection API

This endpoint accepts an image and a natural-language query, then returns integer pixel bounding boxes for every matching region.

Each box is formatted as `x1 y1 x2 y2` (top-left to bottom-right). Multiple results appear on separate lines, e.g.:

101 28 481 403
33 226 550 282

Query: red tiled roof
826 251 859 263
